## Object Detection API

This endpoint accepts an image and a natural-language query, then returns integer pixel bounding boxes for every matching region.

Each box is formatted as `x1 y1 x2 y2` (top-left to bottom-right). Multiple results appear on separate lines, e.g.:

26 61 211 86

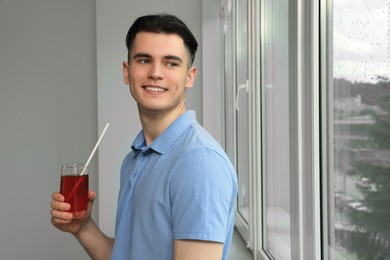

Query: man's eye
137 59 150 64
166 62 178 68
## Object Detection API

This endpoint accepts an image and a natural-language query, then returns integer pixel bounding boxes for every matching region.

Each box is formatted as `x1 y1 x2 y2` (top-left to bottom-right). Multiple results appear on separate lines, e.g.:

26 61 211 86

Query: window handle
266 83 276 110
235 79 249 111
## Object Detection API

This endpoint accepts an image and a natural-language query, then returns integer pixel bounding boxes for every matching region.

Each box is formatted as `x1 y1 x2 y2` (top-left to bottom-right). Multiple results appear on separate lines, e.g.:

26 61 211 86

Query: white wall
96 0 203 236
0 1 97 259
202 0 224 144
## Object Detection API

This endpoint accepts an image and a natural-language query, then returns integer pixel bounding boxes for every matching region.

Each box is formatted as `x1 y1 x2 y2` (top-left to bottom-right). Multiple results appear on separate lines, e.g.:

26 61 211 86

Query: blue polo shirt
111 111 238 260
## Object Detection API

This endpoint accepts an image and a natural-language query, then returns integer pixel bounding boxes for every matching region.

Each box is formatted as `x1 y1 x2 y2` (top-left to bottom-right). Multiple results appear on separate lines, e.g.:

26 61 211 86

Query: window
222 0 252 243
261 0 293 258
221 0 320 259
324 0 390 259
235 0 251 238
219 0 390 259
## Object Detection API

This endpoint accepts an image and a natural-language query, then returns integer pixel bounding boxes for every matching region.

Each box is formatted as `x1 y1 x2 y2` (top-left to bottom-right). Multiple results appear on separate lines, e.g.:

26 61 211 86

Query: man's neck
139 107 186 145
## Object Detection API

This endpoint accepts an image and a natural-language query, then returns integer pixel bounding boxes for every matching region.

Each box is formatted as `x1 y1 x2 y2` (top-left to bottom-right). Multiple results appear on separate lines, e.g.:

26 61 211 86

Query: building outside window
325 0 390 259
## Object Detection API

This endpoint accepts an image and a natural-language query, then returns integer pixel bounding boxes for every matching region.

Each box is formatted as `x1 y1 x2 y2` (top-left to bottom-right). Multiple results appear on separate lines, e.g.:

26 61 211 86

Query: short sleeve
169 147 236 243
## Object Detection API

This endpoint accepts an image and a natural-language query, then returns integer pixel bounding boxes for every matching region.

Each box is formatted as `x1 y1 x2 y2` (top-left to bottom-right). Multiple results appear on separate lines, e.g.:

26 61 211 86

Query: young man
50 14 238 260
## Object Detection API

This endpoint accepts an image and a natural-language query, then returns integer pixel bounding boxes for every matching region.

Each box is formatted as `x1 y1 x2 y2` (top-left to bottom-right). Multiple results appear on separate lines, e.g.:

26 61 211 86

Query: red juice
60 175 88 218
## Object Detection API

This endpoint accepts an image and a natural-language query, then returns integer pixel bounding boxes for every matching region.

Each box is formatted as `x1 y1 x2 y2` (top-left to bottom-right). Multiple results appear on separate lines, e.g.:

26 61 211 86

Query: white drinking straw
81 122 110 175
65 123 110 202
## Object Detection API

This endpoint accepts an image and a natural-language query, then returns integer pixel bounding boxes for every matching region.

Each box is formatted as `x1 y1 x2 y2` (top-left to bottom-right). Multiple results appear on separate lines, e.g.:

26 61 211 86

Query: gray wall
0 1 97 259
96 0 203 236
0 0 204 258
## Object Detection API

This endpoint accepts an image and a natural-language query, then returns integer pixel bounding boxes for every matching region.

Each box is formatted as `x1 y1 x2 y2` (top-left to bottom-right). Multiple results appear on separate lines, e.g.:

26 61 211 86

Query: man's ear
186 66 197 89
123 61 130 85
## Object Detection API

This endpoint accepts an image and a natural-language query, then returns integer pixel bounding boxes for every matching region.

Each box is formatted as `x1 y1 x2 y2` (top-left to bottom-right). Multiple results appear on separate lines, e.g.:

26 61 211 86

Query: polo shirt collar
131 110 197 155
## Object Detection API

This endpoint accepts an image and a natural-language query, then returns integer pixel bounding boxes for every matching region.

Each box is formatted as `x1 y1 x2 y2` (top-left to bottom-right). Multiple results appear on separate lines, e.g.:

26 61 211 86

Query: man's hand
50 190 96 234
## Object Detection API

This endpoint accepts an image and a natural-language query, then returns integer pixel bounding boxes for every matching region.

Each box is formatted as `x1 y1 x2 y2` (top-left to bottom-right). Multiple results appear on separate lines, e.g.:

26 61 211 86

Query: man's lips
143 85 167 93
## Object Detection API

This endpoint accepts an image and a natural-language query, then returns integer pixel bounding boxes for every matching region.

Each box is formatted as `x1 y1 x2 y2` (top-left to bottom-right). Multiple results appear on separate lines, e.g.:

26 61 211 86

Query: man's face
123 32 197 115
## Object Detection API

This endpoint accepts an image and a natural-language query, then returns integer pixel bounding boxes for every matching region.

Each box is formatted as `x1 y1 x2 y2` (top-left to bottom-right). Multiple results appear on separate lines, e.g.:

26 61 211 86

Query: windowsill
228 228 253 260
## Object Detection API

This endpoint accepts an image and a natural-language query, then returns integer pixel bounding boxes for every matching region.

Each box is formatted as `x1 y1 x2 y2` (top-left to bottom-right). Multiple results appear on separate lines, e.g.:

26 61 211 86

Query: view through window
327 0 390 259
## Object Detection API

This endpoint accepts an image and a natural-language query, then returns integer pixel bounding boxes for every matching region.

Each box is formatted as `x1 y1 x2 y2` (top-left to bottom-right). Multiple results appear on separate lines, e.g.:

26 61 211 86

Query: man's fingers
50 209 73 222
51 192 65 202
50 200 70 211
51 216 72 225
88 190 96 201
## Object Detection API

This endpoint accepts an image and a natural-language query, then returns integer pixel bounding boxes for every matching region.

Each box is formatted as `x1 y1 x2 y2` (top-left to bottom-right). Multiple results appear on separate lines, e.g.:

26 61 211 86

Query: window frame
320 0 332 259
220 0 253 245
218 0 324 259
257 0 322 258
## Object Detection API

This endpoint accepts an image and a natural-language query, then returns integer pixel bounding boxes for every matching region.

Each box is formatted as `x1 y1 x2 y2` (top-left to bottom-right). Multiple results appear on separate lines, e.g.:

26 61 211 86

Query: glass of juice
60 163 89 218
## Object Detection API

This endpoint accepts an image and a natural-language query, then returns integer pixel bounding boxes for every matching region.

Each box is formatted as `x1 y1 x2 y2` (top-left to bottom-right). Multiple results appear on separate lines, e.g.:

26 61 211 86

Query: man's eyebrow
132 53 152 59
163 55 183 64
132 53 184 64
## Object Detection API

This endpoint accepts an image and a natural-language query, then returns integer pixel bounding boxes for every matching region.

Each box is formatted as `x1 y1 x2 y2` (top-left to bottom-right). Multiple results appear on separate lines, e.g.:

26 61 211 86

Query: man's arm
73 218 114 260
174 240 223 260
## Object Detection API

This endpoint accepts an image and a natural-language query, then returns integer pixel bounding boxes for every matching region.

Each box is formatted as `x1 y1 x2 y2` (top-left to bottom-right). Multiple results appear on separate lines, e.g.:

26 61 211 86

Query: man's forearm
74 219 114 260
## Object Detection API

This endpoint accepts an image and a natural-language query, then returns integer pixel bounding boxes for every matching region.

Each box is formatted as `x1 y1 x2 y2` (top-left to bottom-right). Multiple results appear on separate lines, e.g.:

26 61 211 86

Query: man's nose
147 63 163 80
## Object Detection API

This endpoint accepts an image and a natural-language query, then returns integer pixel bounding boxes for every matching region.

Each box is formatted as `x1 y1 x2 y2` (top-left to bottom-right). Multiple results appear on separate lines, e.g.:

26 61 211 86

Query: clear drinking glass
60 163 89 218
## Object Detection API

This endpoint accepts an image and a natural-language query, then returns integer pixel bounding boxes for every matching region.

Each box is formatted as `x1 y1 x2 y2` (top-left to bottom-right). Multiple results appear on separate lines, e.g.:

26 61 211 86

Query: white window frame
210 0 325 259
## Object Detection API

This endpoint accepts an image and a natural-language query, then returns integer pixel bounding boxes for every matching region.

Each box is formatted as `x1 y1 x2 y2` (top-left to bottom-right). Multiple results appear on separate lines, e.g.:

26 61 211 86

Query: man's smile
143 85 168 93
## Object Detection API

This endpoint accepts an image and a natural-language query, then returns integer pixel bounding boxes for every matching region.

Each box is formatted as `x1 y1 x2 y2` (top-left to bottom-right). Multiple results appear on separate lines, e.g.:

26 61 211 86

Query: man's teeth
145 86 166 92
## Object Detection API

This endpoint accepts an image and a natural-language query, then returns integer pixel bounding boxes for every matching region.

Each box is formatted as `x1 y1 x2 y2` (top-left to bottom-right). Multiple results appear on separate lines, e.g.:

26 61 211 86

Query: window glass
236 0 250 224
223 0 235 164
327 0 390 258
262 0 292 258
